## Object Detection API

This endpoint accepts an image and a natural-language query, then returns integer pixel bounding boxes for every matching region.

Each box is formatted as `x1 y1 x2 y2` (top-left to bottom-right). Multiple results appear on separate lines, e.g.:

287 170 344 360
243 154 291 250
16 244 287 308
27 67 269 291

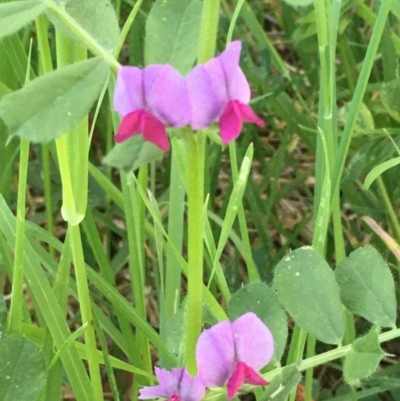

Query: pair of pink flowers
139 312 274 401
113 41 265 152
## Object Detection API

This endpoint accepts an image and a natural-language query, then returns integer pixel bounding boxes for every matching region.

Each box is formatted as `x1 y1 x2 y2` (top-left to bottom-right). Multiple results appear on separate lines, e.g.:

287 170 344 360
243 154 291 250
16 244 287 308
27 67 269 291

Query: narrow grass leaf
344 327 385 386
228 282 288 363
0 295 6 339
0 335 47 401
145 0 202 73
273 246 344 344
364 156 400 189
335 246 396 328
0 1 46 39
104 135 163 172
0 57 109 142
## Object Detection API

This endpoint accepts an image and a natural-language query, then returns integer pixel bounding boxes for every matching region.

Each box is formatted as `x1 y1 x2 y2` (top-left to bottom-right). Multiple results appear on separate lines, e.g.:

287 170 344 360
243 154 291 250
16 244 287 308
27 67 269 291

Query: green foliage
48 0 119 52
381 78 400 122
0 1 46 40
335 246 396 328
273 246 344 344
364 156 400 189
0 58 109 142
0 335 47 401
0 295 6 339
103 135 164 172
343 327 385 386
145 0 203 74
228 282 288 363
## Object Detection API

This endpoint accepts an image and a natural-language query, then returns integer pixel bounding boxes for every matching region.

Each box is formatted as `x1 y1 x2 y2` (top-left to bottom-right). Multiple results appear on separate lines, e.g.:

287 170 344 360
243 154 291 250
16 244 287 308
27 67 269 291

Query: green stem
69 224 103 401
198 0 221 63
8 139 30 335
43 0 121 72
185 131 206 374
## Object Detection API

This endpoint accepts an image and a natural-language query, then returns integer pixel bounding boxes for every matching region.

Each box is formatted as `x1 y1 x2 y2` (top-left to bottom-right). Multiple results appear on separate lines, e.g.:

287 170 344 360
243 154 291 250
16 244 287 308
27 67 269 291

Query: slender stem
43 0 121 72
8 139 30 335
69 224 103 401
185 131 206 374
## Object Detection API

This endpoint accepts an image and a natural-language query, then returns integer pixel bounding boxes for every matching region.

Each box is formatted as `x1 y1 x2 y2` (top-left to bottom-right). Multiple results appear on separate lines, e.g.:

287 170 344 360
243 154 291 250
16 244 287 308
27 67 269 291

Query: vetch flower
196 312 274 399
138 367 206 401
187 41 265 143
114 65 190 152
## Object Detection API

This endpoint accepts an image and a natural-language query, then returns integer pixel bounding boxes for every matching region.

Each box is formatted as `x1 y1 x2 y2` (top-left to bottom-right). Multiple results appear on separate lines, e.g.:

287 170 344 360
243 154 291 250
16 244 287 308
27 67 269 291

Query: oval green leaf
0 1 46 40
145 0 203 74
344 327 385 386
228 282 288 363
0 335 47 401
381 78 400 122
0 57 110 143
335 246 396 327
273 246 344 344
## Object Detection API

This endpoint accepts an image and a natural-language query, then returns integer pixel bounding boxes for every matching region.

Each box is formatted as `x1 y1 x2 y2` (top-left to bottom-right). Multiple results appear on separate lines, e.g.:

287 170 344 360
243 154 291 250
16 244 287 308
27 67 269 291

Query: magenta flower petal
232 312 274 371
114 66 144 116
196 320 236 388
186 60 227 129
141 111 170 151
114 110 142 143
144 65 190 128
237 102 265 127
178 369 206 401
227 361 246 400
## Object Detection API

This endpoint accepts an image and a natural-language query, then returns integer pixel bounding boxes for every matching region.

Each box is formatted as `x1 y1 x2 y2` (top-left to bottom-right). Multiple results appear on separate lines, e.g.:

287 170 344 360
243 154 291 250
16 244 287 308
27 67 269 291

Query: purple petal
196 320 235 388
218 41 250 103
141 111 170 151
139 367 181 399
178 370 206 401
186 60 227 129
114 66 144 116
144 65 190 128
114 110 142 143
232 312 274 371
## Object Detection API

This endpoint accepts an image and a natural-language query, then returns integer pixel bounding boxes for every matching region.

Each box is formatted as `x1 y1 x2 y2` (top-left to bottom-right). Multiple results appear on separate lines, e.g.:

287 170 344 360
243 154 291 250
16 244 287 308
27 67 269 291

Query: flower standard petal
144 65 190 128
196 320 236 388
232 312 274 371
186 60 227 129
178 369 206 401
114 66 145 116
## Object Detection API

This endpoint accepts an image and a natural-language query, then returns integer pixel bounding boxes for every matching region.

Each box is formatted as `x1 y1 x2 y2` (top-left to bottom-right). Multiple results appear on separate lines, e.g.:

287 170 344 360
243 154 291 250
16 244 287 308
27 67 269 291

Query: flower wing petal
196 320 235 387
178 370 206 401
232 312 274 371
237 102 265 127
187 61 227 129
141 111 170 151
144 65 190 128
114 110 142 142
219 100 243 143
114 66 144 116
138 367 180 399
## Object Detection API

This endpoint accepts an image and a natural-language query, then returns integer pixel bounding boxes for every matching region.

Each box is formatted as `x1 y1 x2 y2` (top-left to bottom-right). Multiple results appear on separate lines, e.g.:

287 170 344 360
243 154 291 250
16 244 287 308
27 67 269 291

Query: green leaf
364 156 400 190
343 327 385 386
0 335 47 401
145 0 203 74
103 135 164 172
260 365 302 401
0 295 6 339
381 78 400 122
0 57 109 143
0 1 46 40
335 246 396 327
228 282 288 363
47 0 119 51
273 246 344 344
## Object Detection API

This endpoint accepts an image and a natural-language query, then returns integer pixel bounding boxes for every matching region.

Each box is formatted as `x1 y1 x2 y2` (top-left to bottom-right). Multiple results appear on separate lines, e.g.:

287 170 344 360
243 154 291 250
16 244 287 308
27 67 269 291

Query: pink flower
187 41 265 143
138 367 205 401
196 312 274 399
113 65 190 152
